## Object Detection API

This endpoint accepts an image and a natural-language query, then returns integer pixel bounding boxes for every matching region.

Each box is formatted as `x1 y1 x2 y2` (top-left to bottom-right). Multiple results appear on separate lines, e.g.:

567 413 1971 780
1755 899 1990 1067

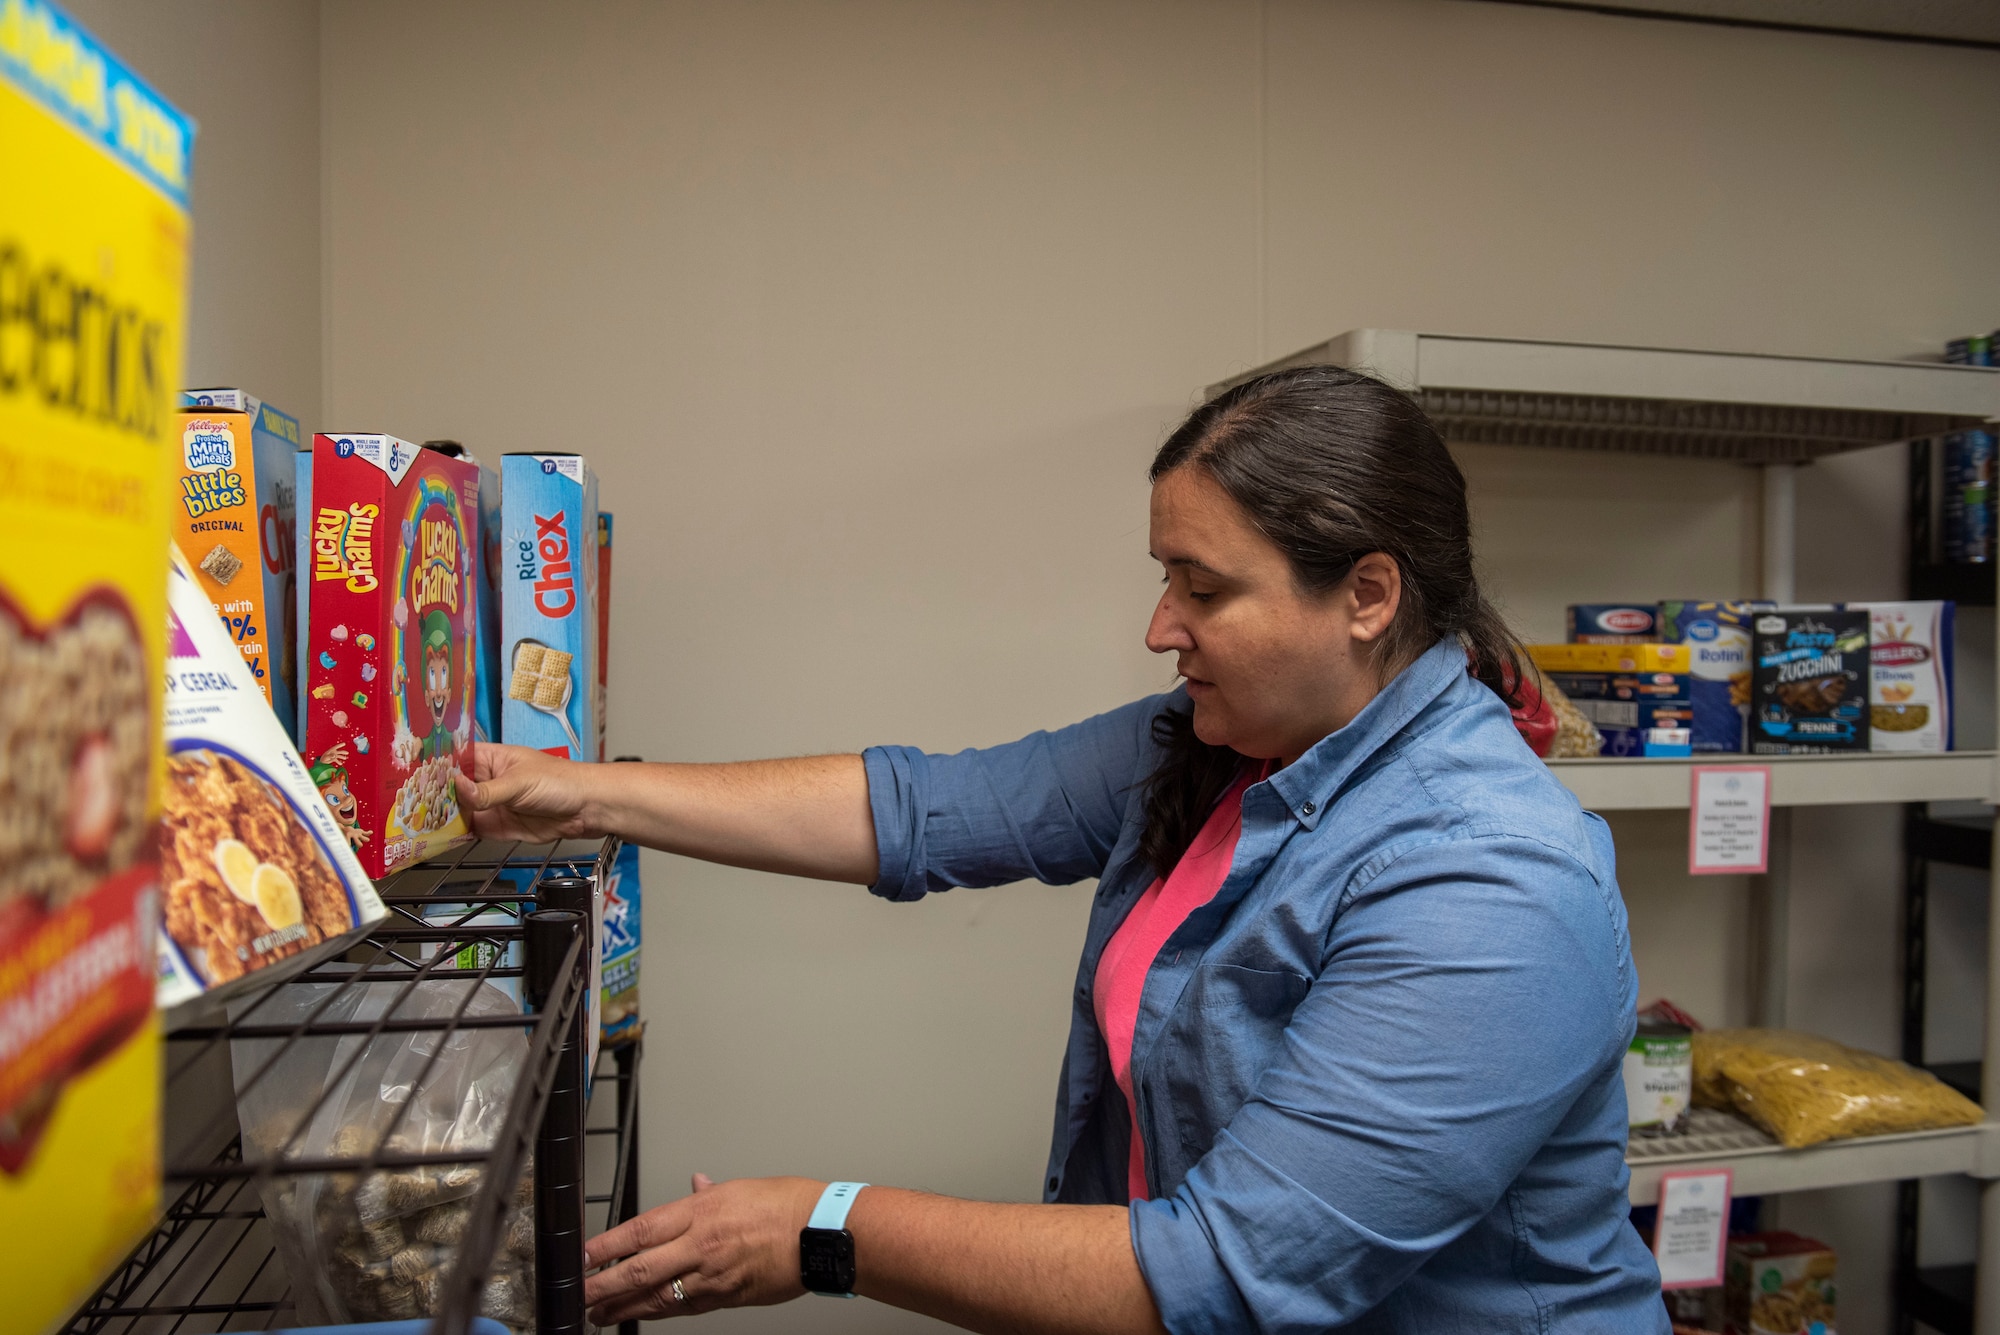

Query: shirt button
1048 1176 1060 1192
1302 800 1317 816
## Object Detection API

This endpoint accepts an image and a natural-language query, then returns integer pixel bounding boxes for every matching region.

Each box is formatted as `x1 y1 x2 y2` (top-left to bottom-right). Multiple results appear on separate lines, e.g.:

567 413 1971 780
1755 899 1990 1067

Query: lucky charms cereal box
304 434 480 877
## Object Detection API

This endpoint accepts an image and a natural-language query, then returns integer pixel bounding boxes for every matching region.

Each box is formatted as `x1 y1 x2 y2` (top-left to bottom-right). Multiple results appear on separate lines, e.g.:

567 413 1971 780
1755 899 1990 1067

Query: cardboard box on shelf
175 391 304 737
303 434 481 877
597 510 613 761
159 544 384 1006
0 1 193 1321
1859 600 1954 752
1725 1232 1836 1335
1750 609 1870 755
1658 601 1774 754
1567 603 1659 644
1528 644 1691 758
501 454 600 761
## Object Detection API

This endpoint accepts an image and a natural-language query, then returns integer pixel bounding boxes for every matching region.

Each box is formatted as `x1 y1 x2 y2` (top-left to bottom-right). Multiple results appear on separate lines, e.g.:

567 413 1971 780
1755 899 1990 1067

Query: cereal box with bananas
0 0 192 1321
501 453 600 761
1860 600 1954 753
175 391 304 738
305 434 481 877
159 543 383 1007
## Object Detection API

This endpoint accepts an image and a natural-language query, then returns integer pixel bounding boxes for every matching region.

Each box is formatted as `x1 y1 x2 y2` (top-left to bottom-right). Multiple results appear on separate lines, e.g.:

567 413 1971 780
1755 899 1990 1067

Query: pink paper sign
1654 1168 1732 1289
1689 765 1771 875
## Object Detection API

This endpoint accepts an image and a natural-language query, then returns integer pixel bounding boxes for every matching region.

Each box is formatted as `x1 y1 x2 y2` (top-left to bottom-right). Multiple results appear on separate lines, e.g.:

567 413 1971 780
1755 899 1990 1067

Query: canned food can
1945 430 1996 563
1623 1019 1693 1137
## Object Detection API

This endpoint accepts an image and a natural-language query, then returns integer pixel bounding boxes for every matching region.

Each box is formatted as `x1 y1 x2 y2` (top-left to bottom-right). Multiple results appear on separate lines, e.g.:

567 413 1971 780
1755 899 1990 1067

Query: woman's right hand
455 742 605 843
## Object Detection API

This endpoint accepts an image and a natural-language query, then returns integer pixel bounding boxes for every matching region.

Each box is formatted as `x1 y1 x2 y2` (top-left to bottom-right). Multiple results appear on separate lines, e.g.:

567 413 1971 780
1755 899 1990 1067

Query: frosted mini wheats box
501 453 600 760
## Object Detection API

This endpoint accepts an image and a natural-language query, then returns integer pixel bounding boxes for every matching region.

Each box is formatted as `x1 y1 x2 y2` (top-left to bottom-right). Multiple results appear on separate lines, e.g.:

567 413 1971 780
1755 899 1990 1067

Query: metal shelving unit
60 838 642 1335
1217 331 2000 1330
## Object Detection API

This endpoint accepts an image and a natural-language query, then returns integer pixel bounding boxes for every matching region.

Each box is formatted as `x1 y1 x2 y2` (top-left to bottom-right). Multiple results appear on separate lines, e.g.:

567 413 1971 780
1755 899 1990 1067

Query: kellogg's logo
182 421 235 471
1873 640 1929 668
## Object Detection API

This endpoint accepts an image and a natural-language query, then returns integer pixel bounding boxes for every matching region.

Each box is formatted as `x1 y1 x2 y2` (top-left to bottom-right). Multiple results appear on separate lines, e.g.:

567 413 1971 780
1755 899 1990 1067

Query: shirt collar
1262 637 1466 830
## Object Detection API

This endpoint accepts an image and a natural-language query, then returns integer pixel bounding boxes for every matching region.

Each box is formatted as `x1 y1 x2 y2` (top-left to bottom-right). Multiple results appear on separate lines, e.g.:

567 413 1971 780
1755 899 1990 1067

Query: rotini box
303 435 480 877
0 0 193 1324
175 391 303 738
500 454 600 761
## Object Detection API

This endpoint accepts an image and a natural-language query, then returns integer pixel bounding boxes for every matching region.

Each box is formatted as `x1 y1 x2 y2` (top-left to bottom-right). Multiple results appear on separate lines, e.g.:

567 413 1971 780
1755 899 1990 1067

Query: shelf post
1761 463 1798 604
526 908 589 1335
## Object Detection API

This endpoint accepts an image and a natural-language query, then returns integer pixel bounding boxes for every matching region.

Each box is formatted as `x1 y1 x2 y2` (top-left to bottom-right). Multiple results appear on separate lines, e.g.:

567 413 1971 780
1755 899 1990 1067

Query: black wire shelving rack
61 838 644 1335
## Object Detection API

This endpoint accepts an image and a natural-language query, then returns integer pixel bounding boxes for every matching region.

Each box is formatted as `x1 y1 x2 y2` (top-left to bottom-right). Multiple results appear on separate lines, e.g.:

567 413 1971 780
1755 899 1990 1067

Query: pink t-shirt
1092 762 1263 1202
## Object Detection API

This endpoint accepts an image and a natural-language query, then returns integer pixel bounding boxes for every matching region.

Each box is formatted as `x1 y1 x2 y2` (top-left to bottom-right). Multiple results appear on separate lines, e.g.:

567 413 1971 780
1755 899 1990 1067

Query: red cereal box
304 434 480 876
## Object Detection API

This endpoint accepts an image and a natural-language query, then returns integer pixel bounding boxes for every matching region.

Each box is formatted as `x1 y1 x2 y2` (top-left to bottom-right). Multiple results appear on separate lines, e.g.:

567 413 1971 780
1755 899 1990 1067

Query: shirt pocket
1159 963 1312 1180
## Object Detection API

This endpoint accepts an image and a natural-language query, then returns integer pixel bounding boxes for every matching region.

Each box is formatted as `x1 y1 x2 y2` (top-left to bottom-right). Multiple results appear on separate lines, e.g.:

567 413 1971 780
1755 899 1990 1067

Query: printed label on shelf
1653 1168 1731 1288
1689 765 1770 875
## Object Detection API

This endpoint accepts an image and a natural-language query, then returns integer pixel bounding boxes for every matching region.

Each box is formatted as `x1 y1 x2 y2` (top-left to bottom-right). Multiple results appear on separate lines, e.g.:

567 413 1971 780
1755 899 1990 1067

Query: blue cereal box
1657 600 1773 753
501 454 599 759
294 447 311 744
601 834 641 1045
1567 604 1658 644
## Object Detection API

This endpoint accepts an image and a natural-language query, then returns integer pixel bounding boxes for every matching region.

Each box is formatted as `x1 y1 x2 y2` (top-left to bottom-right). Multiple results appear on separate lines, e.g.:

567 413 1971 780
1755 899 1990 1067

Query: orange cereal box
0 0 193 1325
304 434 480 877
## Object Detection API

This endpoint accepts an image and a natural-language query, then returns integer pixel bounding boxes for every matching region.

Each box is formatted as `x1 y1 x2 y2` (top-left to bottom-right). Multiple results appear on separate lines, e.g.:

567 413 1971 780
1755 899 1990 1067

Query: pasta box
501 453 600 760
1861 600 1954 752
176 391 303 737
304 434 481 876
1567 604 1659 644
1657 600 1774 753
1527 643 1691 758
1751 609 1870 754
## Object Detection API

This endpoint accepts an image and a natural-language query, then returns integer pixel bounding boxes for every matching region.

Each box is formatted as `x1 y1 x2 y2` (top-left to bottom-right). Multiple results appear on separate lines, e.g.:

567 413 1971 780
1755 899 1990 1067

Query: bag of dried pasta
1692 1027 1982 1148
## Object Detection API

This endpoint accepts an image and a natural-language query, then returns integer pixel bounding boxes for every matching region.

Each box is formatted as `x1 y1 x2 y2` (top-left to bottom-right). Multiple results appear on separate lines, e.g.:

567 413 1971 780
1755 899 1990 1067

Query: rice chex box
501 453 600 760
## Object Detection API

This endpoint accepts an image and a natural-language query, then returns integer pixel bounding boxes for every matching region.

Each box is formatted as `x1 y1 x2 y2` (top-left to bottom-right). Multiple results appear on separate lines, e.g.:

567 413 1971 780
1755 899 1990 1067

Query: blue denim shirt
864 638 1666 1333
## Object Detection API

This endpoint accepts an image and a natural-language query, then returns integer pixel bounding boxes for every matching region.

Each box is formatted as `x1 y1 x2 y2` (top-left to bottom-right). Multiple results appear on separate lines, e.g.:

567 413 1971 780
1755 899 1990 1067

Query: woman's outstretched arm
454 743 878 884
582 1175 1166 1335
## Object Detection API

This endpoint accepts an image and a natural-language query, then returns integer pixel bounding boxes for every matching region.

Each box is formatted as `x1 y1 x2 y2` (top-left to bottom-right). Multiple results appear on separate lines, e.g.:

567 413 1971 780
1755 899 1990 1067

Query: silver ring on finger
671 1277 689 1305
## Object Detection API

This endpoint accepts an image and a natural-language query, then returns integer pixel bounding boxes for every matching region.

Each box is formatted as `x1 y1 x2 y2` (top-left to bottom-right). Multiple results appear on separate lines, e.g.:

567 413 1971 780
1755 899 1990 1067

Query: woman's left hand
583 1173 824 1323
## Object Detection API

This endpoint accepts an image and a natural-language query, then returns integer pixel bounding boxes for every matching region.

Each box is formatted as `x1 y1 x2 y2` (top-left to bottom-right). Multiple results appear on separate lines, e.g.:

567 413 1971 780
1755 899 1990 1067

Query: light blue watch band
808 1180 868 1231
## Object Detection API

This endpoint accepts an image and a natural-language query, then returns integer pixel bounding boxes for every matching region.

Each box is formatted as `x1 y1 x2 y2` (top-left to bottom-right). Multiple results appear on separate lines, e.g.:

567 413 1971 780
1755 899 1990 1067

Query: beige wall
316 3 2000 1330
84 0 2000 1328
62 0 322 426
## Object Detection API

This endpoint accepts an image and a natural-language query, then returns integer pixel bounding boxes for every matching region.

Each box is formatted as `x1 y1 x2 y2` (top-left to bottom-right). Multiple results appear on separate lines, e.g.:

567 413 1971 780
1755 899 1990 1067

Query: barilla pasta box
176 390 303 738
0 1 193 1321
1657 601 1775 753
160 543 383 1007
1862 601 1954 752
304 435 480 877
1567 604 1658 644
1527 644 1691 758
1751 609 1870 754
501 454 600 760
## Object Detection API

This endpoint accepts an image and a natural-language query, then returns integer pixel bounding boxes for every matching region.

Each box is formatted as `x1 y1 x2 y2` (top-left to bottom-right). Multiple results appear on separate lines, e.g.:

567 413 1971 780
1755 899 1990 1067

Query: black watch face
800 1227 856 1294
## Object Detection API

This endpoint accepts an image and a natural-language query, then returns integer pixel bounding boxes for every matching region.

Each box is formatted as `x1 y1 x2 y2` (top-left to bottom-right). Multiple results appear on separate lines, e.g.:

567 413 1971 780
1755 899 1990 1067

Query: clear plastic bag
231 976 537 1329
1691 1027 1983 1148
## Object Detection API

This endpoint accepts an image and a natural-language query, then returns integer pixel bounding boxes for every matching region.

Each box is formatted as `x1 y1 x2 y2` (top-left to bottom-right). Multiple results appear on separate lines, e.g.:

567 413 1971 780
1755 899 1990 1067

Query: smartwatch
799 1181 867 1297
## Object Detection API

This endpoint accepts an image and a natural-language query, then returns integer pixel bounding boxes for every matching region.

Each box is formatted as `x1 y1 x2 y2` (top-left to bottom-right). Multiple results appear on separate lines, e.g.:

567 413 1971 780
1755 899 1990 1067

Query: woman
458 366 1667 1333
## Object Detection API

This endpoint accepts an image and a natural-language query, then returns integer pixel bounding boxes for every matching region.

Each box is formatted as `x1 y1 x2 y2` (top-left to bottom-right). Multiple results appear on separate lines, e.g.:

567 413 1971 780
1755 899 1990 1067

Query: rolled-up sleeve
864 695 1166 902
1129 834 1634 1332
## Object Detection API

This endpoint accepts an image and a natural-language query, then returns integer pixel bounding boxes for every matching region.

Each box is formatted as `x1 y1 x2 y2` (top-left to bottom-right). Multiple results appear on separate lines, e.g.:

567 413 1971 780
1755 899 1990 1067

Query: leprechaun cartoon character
416 608 456 760
309 743 370 849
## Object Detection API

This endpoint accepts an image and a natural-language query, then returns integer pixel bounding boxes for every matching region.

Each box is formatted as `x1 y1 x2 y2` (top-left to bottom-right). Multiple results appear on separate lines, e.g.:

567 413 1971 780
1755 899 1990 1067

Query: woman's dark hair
1137 363 1521 877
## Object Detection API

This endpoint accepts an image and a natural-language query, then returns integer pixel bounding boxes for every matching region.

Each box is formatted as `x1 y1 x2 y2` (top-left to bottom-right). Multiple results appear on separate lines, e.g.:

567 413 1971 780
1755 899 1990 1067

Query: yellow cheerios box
0 0 194 1328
